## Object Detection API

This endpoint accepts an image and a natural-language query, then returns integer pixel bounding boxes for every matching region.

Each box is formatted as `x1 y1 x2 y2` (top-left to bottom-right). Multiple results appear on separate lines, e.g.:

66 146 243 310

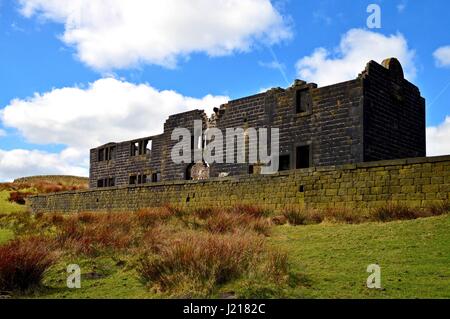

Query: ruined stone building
89 58 426 189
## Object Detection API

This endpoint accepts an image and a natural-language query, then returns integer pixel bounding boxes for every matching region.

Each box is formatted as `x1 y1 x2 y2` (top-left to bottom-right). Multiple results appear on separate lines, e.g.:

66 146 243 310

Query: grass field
0 190 28 215
0 228 13 244
8 214 449 299
0 180 449 299
270 215 450 298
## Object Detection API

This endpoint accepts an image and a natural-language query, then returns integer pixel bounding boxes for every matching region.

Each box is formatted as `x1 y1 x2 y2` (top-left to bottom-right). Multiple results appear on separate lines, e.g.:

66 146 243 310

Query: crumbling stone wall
89 134 164 188
88 58 426 188
30 155 450 214
363 59 426 161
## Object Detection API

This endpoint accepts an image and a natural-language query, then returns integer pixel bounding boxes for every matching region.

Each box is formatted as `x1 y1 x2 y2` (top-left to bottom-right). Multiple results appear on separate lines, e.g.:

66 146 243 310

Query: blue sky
0 0 449 181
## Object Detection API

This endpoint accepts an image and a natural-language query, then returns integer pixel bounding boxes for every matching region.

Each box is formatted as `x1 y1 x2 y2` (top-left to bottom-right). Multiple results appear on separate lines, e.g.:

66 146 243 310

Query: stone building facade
89 58 426 189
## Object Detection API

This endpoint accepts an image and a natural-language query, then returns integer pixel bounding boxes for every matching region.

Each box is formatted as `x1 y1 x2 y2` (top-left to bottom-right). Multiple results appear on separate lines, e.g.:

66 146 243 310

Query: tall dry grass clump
371 204 422 222
231 205 271 218
282 201 450 226
282 208 324 225
136 208 173 228
137 231 278 296
4 206 290 297
55 212 137 255
0 236 58 291
8 191 34 205
370 202 450 222
427 201 450 216
204 210 271 235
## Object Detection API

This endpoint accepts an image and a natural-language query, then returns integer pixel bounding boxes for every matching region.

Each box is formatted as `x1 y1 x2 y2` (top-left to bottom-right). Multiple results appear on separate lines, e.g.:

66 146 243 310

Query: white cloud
397 1 407 13
0 78 228 181
18 0 292 70
295 29 416 87
433 46 450 68
0 149 88 181
1 78 228 150
427 116 450 156
258 60 285 70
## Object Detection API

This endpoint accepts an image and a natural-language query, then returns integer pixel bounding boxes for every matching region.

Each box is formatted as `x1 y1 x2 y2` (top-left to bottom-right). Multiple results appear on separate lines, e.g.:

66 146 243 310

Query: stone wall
88 58 425 189
210 78 364 177
30 155 450 214
363 59 426 161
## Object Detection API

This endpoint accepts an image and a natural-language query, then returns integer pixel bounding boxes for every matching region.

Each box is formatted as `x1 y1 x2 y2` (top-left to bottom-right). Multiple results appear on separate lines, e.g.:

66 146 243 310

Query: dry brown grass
137 230 271 296
54 212 136 255
2 206 286 296
2 200 447 297
1 178 88 200
0 236 58 291
231 204 271 218
371 204 422 222
204 210 271 236
283 201 450 226
136 208 173 228
8 191 34 205
370 202 449 222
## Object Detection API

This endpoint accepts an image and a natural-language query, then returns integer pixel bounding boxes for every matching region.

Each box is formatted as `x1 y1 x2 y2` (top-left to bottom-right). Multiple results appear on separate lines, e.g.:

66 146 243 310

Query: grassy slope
0 190 25 245
23 215 450 299
32 257 151 299
270 215 450 299
0 190 27 215
0 228 13 244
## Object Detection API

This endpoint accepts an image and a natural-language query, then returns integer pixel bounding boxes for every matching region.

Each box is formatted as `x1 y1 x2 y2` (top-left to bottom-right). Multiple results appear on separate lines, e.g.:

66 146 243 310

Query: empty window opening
108 146 116 160
190 135 195 150
295 89 309 113
97 177 115 188
190 135 202 151
151 172 161 183
142 140 151 155
186 163 195 180
279 155 291 171
296 145 311 169
131 142 139 156
248 165 254 175
98 145 116 162
98 149 104 162
131 174 148 185
131 139 152 156
299 185 305 193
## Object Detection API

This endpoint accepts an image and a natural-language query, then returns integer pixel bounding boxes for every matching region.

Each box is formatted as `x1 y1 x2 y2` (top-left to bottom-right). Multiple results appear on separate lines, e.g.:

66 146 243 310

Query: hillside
12 176 89 187
0 176 88 214
270 215 450 298
0 204 448 298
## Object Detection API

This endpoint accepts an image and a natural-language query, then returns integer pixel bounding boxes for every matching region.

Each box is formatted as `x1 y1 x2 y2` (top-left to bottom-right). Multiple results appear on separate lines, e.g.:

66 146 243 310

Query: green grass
27 256 152 299
1 198 449 298
0 190 29 214
16 215 449 299
0 228 14 244
270 215 450 298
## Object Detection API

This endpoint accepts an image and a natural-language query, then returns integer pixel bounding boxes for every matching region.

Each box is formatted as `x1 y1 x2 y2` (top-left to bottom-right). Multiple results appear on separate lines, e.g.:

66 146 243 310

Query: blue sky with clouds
0 0 449 181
